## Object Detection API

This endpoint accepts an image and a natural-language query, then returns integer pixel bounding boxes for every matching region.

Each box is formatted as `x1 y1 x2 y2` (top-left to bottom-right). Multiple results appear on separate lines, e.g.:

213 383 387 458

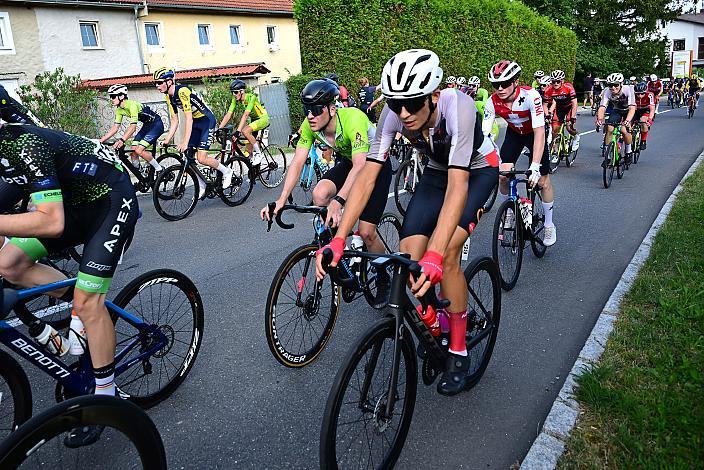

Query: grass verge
558 163 704 468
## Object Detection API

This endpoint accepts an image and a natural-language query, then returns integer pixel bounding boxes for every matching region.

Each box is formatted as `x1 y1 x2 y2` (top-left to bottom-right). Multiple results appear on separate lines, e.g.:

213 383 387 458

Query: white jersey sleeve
526 88 545 129
367 105 400 164
482 95 496 137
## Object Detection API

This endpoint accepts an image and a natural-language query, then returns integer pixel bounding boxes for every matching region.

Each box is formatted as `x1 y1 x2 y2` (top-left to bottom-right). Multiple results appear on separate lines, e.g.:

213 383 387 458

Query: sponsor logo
104 198 134 253
77 278 104 290
10 338 71 378
137 277 178 293
86 261 111 271
179 329 200 376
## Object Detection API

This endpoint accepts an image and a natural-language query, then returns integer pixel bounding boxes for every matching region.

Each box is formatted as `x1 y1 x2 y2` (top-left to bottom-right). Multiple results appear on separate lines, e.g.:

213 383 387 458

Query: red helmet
488 60 521 83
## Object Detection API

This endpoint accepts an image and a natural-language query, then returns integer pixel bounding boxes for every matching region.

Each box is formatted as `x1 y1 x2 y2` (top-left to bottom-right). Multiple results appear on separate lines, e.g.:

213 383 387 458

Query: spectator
357 77 383 123
583 72 594 108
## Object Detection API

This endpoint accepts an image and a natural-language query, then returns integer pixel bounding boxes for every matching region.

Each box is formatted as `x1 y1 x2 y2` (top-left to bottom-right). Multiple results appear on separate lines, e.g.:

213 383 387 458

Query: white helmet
107 84 128 96
534 70 545 79
488 60 522 83
650 74 657 81
446 76 456 84
539 76 552 86
550 70 565 80
456 76 467 86
381 49 443 98
467 76 481 86
606 73 624 84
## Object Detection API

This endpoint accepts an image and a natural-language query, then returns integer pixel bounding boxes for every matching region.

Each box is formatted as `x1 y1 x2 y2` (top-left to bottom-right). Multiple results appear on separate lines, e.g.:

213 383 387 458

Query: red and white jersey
635 91 655 110
483 86 545 135
543 82 577 108
647 80 662 95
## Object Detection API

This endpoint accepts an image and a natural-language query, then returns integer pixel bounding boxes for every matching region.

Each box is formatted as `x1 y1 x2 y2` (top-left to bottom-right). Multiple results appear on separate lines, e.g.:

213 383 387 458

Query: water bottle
349 232 364 266
415 304 441 337
29 322 70 357
68 310 87 355
519 197 533 229
225 138 232 152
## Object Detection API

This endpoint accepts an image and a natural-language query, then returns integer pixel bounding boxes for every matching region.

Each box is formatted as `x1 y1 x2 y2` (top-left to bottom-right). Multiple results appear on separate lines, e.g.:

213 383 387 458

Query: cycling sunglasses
303 104 329 117
607 83 621 88
109 94 121 99
491 79 514 90
551 80 563 84
154 80 166 86
387 96 428 115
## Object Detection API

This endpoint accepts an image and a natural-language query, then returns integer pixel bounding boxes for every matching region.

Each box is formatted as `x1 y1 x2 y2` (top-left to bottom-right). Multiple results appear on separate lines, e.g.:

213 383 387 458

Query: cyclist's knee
0 248 33 283
358 224 377 246
72 290 105 321
312 184 333 206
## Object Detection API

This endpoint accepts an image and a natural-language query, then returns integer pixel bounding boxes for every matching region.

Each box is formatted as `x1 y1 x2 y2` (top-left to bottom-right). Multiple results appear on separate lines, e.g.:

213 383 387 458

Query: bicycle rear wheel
0 395 167 469
219 155 253 206
110 269 204 408
632 131 641 164
492 199 523 291
0 350 33 443
265 243 341 367
152 165 199 221
394 158 421 217
320 317 417 470
258 145 287 188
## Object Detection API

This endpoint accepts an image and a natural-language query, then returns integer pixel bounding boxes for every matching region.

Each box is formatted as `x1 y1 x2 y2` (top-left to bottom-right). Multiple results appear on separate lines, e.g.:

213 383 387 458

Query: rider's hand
261 199 284 221
288 132 299 147
528 161 542 187
595 118 604 127
647 118 653 126
315 237 345 281
234 130 242 140
112 139 124 150
325 199 343 228
623 120 631 130
411 250 444 298
177 142 188 153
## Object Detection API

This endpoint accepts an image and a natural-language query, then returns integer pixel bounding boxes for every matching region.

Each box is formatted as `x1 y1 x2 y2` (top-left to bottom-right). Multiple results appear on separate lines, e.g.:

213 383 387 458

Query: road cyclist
466 75 499 141
632 81 655 152
595 72 636 166
532 70 545 89
543 69 580 156
218 79 269 167
646 74 663 114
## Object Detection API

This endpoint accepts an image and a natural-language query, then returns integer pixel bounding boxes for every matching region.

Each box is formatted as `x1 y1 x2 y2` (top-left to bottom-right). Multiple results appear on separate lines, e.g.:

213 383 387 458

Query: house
661 9 704 74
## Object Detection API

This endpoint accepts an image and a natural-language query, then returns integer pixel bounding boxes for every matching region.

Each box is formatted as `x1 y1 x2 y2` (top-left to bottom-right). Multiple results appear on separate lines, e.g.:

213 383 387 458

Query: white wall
34 7 143 79
662 20 704 58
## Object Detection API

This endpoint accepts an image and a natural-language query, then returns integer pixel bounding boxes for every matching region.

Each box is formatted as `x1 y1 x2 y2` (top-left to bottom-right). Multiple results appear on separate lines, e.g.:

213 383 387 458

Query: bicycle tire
0 395 167 469
492 199 523 291
219 155 253 206
265 243 341 367
394 158 421 217
361 213 402 308
463 256 502 389
530 190 547 258
320 317 417 470
258 146 287 188
632 130 641 164
549 134 561 173
110 269 204 408
290 162 320 205
0 350 33 442
152 164 199 221
616 145 625 179
603 143 615 188
482 181 499 213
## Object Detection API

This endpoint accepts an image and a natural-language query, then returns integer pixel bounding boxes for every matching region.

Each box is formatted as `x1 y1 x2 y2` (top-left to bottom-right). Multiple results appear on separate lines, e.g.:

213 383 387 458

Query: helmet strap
322 104 336 135
421 95 436 130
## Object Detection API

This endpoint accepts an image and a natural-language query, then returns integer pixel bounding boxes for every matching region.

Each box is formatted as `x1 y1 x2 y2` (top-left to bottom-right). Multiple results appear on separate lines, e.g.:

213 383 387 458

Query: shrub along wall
288 0 577 124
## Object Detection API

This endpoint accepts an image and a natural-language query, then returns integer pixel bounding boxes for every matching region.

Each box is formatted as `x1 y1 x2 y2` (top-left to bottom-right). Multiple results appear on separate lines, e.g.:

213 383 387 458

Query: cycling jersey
358 86 378 111
543 82 577 109
483 86 545 135
0 85 44 126
687 79 701 92
370 88 497 171
296 107 374 161
634 91 655 110
227 92 267 120
592 83 604 95
114 99 159 125
600 86 636 112
166 84 211 119
472 88 490 114
647 80 662 95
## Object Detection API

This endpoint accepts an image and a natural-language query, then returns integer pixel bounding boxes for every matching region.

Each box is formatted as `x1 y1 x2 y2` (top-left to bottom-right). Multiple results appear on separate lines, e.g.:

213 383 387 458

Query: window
0 12 16 54
699 37 704 60
673 39 685 51
229 25 241 45
79 21 101 48
266 25 277 45
145 23 161 47
197 24 212 46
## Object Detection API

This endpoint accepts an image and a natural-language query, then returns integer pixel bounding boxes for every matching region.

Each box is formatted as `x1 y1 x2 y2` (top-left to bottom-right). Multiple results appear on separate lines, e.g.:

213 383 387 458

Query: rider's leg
133 144 162 170
72 289 115 395
242 125 259 155
639 117 649 148
0 241 69 296
311 179 337 206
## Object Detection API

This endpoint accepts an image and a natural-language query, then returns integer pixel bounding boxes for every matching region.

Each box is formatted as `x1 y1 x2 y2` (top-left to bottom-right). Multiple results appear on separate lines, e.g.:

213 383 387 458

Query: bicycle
599 123 628 188
388 135 414 174
631 121 643 165
264 204 401 368
548 118 577 172
287 142 333 205
219 125 287 188
492 170 548 291
0 268 204 441
111 141 181 194
0 394 167 468
687 92 697 119
318 249 501 469
152 145 252 221
393 148 428 216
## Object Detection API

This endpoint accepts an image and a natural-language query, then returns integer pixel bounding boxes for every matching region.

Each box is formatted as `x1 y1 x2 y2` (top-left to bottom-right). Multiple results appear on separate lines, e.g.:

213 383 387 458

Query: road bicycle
152 146 252 221
599 123 628 188
631 121 643 165
287 143 333 205
0 394 167 469
318 249 500 469
687 92 697 119
264 204 401 368
492 169 548 291
393 148 427 216
220 126 288 189
548 118 578 172
110 141 181 194
388 135 414 174
0 269 204 441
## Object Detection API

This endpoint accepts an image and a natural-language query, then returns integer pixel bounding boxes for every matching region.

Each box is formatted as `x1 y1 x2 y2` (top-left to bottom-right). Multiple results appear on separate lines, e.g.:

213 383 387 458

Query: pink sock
448 310 468 356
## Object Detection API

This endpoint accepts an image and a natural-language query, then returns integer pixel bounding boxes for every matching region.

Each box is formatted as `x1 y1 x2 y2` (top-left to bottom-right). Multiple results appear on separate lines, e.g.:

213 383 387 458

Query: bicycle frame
0 278 168 396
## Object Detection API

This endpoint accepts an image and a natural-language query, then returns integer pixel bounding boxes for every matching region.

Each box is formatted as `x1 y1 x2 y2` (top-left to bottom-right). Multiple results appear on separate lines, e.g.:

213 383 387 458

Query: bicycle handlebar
499 170 532 177
266 202 328 232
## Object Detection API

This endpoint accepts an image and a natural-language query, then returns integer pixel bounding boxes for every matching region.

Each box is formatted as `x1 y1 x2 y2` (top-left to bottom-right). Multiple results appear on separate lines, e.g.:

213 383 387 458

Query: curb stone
520 148 704 469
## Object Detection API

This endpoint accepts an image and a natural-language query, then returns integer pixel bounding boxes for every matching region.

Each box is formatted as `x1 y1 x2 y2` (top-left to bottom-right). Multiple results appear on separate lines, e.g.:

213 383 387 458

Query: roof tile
90 0 292 13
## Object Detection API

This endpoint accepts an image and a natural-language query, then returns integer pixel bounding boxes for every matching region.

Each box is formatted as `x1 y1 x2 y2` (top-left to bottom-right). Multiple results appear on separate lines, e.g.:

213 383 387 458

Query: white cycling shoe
222 170 233 189
543 225 557 247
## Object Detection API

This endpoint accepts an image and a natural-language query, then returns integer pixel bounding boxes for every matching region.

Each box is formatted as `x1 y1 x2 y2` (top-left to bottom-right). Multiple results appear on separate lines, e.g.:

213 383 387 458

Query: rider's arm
219 97 236 128
625 88 636 122
175 87 195 147
275 144 311 206
528 90 546 162
163 98 179 143
99 123 120 143
569 84 578 118
481 96 496 137
236 95 254 132
119 101 141 141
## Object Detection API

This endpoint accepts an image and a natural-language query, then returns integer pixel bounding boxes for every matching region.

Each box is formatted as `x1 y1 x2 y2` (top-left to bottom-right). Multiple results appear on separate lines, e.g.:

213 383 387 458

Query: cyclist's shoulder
338 106 369 128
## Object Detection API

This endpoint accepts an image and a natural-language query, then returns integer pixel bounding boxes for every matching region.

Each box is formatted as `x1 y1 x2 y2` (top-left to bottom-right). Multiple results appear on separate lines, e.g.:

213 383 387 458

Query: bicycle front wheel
111 269 204 408
361 213 402 308
153 165 198 221
530 190 547 258
0 395 167 469
492 199 523 291
320 317 417 470
0 350 33 442
265 243 341 367
258 146 287 188
394 158 421 217
219 155 253 206
603 143 615 188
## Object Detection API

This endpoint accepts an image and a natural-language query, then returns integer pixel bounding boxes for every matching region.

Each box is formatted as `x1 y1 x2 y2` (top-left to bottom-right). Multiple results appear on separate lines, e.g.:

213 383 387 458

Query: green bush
202 76 258 126
294 0 577 95
18 68 99 137
285 73 317 131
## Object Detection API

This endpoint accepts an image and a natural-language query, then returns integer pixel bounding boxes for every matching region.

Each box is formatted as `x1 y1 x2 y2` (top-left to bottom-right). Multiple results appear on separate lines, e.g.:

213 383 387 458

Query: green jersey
228 92 267 120
114 99 160 125
296 107 374 161
473 88 490 116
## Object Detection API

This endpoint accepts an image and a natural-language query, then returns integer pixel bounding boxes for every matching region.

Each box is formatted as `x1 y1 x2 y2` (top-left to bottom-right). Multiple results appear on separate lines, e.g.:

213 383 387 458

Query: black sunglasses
551 80 562 84
109 94 121 99
303 104 328 117
387 96 428 115
154 80 166 86
491 79 514 90
607 83 620 88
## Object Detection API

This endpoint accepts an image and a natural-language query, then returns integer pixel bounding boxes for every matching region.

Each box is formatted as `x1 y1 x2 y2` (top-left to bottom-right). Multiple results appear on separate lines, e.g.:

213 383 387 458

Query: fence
258 82 291 146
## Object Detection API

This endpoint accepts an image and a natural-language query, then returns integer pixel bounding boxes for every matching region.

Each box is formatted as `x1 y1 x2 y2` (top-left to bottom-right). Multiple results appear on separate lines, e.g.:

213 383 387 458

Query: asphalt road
18 103 704 469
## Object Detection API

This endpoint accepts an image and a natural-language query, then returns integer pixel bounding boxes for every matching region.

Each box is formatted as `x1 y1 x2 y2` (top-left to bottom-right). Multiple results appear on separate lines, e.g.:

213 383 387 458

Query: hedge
285 73 318 131
292 0 577 109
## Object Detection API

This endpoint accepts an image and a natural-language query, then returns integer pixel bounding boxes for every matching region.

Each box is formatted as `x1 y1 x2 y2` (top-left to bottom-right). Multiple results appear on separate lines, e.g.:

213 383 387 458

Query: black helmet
325 73 340 85
634 82 647 93
230 79 246 93
301 79 339 105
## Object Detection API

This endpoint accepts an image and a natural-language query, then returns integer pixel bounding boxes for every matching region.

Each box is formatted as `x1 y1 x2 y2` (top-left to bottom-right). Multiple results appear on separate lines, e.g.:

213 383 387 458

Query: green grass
558 163 704 469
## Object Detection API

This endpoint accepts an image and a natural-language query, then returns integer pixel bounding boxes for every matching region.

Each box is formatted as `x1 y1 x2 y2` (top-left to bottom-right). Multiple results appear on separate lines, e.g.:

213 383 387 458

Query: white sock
500 191 509 203
625 143 631 154
253 143 261 154
543 200 554 227
93 364 116 396
217 163 231 175
148 159 163 171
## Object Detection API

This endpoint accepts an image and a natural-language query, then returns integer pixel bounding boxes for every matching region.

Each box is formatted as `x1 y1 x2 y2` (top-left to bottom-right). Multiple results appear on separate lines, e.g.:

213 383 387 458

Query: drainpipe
133 5 147 74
